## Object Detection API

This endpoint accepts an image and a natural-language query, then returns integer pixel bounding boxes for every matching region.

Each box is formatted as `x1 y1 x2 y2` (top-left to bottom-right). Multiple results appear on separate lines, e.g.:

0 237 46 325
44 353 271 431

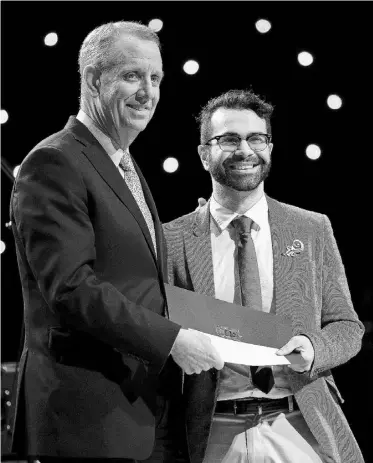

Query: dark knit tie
232 216 275 394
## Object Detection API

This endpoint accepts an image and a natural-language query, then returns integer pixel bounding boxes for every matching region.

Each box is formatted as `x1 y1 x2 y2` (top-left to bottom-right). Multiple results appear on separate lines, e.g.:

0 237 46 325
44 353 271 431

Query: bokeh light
306 144 322 160
327 94 343 110
163 157 179 173
298 51 314 66
1 109 9 124
255 19 272 34
148 19 163 32
183 60 199 75
44 32 58 47
0 241 6 254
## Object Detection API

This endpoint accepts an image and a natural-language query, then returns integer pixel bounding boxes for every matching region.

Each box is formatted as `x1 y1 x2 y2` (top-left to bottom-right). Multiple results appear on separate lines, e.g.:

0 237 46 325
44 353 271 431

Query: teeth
129 106 148 110
231 165 255 170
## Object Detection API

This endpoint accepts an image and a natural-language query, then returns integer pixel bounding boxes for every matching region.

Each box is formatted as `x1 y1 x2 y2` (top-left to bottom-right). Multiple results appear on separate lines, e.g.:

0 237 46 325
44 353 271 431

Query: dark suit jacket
163 198 365 463
9 117 182 459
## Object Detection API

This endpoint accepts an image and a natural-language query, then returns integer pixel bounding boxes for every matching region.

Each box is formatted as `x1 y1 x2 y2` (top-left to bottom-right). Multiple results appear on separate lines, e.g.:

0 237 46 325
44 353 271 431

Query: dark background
1 1 373 460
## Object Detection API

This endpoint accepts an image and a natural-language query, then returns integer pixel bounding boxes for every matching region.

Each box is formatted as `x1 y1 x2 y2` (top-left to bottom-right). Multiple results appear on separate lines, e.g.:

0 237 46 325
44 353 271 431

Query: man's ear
268 142 274 156
198 145 210 171
83 65 101 97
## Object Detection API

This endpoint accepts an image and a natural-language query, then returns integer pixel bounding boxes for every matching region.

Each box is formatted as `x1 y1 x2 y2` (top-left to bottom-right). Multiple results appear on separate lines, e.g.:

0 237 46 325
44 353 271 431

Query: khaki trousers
203 406 331 463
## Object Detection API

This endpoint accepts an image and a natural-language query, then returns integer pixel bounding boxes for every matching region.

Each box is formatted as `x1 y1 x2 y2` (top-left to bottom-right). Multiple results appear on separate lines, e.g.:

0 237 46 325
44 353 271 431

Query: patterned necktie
119 151 157 256
232 215 274 394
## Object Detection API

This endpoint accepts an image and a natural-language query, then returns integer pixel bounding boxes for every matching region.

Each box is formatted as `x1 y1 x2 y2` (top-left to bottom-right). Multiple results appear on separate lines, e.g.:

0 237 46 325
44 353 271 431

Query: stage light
163 157 179 173
13 165 21 178
0 241 6 254
298 51 314 66
327 94 343 110
255 19 271 34
183 60 199 75
1 109 9 124
44 32 58 47
148 19 163 32
306 144 321 160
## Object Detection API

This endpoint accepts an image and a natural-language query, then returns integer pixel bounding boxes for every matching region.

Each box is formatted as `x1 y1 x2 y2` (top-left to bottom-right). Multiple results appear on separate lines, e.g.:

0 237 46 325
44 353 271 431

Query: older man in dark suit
164 89 365 462
9 21 223 463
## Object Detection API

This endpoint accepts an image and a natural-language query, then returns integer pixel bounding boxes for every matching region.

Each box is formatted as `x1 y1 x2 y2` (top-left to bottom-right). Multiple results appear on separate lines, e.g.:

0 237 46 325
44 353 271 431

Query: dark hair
196 89 274 144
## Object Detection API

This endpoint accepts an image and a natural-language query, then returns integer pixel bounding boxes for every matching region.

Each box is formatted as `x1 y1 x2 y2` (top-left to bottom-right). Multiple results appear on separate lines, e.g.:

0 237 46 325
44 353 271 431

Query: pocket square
282 239 304 257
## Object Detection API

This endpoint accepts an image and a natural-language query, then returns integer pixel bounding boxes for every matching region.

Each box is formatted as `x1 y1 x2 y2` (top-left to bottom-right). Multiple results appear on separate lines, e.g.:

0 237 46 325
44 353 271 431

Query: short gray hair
79 21 161 104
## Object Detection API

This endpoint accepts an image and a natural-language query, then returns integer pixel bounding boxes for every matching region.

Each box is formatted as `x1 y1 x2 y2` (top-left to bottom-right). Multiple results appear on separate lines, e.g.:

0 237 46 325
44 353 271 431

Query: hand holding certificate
165 284 303 367
170 328 224 375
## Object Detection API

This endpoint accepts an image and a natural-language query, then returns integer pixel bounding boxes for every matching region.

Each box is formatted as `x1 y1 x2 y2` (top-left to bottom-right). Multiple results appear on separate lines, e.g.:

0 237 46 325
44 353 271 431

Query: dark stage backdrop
1 1 373 460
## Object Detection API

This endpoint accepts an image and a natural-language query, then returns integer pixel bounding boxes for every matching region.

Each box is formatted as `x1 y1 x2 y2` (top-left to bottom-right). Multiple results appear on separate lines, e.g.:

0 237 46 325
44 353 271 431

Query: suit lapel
267 195 311 327
184 201 215 297
67 117 158 266
267 196 290 318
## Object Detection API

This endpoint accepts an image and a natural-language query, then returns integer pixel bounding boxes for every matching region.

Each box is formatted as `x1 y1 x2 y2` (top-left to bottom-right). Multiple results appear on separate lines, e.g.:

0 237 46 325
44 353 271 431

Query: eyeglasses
205 133 272 152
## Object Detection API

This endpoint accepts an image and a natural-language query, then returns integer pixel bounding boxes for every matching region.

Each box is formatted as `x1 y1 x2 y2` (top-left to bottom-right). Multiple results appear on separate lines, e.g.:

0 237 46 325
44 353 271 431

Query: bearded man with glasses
163 89 365 462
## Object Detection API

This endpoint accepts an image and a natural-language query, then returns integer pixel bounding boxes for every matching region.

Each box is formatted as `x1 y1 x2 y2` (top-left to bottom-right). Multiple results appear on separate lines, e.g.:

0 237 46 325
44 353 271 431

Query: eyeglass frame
204 132 272 152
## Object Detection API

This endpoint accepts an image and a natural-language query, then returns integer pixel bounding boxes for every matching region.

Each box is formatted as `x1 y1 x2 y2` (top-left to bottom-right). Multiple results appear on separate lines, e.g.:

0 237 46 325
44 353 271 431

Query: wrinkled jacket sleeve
304 215 364 378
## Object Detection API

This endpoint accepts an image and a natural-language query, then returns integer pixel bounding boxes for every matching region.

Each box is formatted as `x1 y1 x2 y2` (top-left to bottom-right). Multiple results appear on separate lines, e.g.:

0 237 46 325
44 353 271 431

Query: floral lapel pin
282 239 304 257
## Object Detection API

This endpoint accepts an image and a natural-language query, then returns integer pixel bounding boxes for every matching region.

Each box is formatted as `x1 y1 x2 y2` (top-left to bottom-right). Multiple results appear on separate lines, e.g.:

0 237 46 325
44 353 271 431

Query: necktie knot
232 216 257 245
119 151 134 172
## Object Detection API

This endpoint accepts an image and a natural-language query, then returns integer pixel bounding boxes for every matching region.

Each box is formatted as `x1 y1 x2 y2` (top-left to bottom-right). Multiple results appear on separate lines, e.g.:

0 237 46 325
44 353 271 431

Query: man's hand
276 335 315 373
171 328 224 375
194 197 207 211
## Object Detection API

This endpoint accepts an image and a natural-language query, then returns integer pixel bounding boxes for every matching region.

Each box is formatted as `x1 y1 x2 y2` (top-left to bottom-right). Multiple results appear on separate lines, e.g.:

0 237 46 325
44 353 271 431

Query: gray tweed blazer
163 196 365 463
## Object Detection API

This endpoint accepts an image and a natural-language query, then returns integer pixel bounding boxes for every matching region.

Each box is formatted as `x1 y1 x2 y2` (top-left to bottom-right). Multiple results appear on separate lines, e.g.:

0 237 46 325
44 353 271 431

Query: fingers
170 328 225 375
289 366 308 373
276 335 312 356
276 338 302 356
211 350 224 370
195 197 207 211
276 335 314 373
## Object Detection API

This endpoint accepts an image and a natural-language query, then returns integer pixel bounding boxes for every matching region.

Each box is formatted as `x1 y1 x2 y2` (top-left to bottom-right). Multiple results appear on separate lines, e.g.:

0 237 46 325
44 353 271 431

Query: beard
208 155 272 192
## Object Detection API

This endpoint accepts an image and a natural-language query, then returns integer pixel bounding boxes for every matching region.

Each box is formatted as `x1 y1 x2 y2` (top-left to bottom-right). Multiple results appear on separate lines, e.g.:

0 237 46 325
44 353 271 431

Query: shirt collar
76 109 125 168
210 193 269 232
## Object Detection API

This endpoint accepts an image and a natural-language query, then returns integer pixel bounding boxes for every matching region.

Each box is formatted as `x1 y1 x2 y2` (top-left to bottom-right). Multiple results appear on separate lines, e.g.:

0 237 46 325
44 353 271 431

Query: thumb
213 351 224 370
276 338 300 356
198 197 207 207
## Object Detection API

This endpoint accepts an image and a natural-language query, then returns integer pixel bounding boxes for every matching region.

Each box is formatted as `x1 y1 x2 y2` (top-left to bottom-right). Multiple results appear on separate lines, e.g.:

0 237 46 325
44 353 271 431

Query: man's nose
135 79 153 104
236 139 255 155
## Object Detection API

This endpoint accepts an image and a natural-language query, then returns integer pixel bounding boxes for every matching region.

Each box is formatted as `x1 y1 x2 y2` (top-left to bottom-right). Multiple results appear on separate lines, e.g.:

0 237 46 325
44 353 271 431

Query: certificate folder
165 284 301 365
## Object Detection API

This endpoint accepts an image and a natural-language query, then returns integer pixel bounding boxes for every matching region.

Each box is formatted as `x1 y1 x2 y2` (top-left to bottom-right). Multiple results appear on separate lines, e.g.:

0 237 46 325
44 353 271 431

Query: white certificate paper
195 330 293 366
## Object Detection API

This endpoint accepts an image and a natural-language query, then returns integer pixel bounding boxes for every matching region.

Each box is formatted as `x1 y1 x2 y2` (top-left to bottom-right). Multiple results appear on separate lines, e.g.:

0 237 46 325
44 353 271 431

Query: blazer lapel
267 195 310 327
184 200 215 297
68 117 157 266
267 195 290 318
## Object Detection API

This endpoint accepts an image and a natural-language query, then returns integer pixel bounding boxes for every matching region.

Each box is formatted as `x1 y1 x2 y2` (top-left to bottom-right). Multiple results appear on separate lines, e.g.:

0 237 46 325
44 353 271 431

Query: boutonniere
282 239 304 257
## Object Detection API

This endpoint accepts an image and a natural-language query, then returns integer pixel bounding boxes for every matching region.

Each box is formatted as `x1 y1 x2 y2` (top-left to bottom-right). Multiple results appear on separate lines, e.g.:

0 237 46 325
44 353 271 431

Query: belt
215 396 297 415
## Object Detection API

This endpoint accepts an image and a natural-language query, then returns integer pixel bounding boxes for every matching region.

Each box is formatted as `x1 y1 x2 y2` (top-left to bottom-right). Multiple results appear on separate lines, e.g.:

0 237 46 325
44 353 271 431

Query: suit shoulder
163 211 196 233
31 127 77 156
20 128 83 175
277 200 326 224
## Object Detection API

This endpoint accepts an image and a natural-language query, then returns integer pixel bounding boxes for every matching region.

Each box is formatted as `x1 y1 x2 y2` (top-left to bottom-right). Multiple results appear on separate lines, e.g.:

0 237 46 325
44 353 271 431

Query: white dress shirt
210 194 273 312
210 194 292 400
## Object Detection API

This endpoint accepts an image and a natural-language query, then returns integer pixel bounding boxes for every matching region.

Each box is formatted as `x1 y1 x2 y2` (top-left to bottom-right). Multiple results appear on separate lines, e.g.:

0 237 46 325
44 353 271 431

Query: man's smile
227 161 261 172
127 104 151 113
